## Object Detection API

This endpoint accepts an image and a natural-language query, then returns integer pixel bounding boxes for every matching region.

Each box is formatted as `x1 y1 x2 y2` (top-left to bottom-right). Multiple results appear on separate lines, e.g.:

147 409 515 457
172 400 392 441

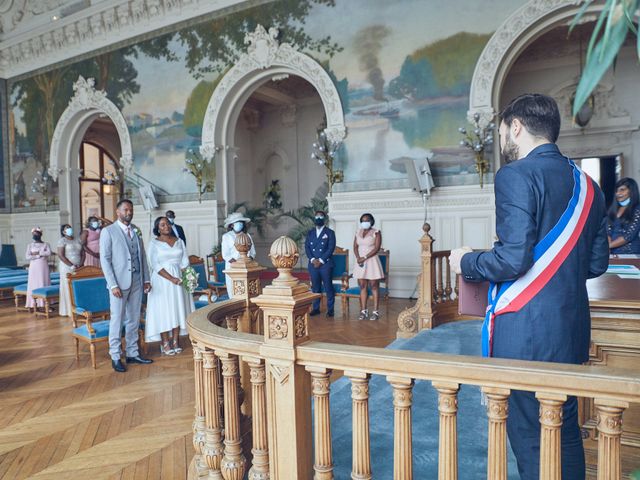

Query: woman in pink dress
25 227 51 311
351 213 384 320
81 216 102 267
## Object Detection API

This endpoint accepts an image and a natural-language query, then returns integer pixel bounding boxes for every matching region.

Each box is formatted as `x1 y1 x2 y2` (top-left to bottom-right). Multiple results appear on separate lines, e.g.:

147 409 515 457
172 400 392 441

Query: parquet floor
0 296 411 479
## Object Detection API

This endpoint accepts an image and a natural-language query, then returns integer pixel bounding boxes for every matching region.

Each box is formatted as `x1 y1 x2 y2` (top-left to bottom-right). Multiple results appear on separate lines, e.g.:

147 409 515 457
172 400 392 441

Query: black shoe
112 359 126 372
125 356 154 365
309 309 321 316
326 310 334 317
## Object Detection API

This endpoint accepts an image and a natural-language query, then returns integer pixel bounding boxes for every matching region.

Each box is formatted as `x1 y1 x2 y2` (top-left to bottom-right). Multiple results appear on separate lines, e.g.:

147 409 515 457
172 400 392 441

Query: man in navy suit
450 94 609 480
305 210 336 317
166 210 186 245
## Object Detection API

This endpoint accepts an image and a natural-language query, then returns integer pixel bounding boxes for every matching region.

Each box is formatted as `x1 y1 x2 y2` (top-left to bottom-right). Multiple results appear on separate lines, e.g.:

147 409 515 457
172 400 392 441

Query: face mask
64 227 73 237
32 234 42 241
167 218 175 225
90 222 100 229
619 198 631 207
233 222 244 233
314 216 325 226
360 221 372 230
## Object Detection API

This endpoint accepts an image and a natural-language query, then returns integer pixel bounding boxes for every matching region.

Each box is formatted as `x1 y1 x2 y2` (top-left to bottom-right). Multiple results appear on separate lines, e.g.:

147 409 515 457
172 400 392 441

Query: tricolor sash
481 158 595 357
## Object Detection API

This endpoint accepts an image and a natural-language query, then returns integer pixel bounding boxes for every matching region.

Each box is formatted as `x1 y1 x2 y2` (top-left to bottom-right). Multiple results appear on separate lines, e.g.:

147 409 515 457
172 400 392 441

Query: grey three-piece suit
99 221 150 360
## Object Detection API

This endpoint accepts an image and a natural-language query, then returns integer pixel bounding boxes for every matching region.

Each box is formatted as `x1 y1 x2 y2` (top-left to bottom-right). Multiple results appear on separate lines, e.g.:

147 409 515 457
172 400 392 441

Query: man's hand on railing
449 246 473 275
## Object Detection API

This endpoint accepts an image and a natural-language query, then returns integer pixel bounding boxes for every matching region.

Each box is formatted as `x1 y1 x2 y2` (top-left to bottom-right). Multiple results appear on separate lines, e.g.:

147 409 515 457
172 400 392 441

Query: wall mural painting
8 0 526 209
0 80 5 209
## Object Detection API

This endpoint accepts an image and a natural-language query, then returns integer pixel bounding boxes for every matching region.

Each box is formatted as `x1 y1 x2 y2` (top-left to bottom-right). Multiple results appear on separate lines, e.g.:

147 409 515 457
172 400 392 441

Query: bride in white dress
145 216 194 355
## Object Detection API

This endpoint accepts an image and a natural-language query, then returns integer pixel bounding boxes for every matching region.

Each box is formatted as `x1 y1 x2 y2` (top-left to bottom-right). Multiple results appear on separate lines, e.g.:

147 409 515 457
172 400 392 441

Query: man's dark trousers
309 261 335 312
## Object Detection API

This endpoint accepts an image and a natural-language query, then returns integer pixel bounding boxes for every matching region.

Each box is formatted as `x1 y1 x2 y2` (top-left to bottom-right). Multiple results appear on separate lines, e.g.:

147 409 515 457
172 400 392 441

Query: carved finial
234 232 252 260
422 222 431 234
244 24 281 69
269 236 299 286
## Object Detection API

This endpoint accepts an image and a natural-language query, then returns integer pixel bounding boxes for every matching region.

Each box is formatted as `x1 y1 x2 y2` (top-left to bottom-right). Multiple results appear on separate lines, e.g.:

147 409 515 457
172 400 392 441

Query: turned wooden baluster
348 372 372 480
388 376 414 480
192 342 207 470
444 261 452 301
436 257 445 303
202 349 224 479
246 357 269 480
432 262 438 304
595 399 628 480
218 351 246 480
433 381 459 480
308 367 334 480
536 393 565 480
482 387 510 480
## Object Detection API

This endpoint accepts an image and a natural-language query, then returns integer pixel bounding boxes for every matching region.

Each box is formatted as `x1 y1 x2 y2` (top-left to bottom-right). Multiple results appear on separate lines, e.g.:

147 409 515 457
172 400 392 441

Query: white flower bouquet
181 266 199 294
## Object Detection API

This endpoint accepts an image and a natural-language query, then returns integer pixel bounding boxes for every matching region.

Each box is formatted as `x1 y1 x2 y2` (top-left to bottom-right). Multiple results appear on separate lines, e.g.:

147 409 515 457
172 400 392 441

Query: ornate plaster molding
49 75 132 179
200 24 346 160
468 0 588 126
0 0 254 79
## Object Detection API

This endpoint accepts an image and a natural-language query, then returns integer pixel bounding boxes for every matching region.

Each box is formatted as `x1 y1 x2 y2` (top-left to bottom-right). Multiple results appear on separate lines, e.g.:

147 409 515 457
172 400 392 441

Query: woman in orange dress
352 213 383 320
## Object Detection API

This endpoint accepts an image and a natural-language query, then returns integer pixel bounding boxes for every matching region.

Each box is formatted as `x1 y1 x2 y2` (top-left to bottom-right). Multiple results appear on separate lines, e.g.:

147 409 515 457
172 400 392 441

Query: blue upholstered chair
206 253 227 297
32 285 60 318
339 248 390 313
0 244 18 268
190 255 216 303
67 266 146 368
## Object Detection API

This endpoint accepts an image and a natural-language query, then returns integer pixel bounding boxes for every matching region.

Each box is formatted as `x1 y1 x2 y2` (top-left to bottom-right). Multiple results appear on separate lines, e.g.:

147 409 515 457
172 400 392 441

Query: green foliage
390 32 491 99
277 185 329 249
632 469 640 480
570 0 639 116
176 0 342 79
183 78 221 138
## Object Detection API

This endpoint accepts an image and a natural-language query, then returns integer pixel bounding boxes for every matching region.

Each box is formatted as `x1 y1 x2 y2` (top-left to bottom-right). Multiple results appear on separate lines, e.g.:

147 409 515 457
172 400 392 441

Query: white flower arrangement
181 266 199 294
131 225 143 238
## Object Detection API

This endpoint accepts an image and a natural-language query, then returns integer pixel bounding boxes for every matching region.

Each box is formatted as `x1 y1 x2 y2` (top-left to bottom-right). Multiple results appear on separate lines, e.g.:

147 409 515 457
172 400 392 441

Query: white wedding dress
145 238 194 342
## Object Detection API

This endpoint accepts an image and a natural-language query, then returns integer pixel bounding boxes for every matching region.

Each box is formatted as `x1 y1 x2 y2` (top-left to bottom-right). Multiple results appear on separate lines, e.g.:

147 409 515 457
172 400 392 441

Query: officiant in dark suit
166 210 186 245
305 210 336 317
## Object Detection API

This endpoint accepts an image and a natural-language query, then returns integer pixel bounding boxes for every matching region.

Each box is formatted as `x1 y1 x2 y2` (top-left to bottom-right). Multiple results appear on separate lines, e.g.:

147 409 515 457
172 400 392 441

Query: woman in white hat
221 212 256 297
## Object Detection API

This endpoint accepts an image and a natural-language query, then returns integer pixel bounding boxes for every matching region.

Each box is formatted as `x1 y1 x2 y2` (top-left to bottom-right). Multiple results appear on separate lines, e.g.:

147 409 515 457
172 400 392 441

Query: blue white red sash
481 159 595 357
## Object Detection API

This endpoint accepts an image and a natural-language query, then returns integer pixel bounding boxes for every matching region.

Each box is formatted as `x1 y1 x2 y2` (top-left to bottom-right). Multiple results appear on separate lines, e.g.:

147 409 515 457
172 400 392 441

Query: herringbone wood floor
0 296 411 479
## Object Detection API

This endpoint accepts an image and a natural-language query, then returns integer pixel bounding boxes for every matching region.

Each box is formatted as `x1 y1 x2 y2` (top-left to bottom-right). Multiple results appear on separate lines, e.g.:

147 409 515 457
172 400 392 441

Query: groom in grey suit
100 199 153 372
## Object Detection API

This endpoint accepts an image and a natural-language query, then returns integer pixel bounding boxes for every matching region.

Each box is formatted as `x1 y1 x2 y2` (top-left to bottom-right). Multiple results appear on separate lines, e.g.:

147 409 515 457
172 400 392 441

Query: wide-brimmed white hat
224 212 251 228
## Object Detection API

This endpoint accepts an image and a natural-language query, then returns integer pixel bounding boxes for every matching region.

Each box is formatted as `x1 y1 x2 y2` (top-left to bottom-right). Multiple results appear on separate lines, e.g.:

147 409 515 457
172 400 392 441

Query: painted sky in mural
9 0 527 208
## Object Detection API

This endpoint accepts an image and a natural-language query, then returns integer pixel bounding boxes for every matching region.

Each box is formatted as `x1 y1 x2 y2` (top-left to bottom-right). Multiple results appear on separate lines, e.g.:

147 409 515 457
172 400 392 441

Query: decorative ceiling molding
0 0 254 79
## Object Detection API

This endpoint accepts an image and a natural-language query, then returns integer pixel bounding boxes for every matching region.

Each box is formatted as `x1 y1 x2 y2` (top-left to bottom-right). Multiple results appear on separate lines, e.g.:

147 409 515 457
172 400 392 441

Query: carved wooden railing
397 223 460 338
188 235 640 480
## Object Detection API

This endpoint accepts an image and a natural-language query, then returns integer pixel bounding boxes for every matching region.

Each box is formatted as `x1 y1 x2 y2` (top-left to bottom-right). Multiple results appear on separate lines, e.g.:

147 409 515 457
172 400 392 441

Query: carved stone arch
200 24 346 207
468 0 606 170
48 76 132 227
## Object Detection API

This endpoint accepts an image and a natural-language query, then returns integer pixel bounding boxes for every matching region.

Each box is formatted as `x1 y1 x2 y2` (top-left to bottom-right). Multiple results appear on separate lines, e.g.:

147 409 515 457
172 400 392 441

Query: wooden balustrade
187 235 640 480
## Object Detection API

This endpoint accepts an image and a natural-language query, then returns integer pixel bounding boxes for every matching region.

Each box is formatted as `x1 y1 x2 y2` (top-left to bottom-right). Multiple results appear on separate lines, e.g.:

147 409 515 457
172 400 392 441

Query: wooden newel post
251 236 319 480
594 399 628 480
397 222 434 337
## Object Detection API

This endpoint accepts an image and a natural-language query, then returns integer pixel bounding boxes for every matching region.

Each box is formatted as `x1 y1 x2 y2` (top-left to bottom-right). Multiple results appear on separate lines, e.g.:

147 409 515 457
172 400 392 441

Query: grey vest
125 229 141 275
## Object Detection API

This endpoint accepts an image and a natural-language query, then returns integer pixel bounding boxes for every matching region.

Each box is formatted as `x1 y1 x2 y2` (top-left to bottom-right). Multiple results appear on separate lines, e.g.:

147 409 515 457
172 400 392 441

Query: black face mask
314 217 325 226
32 235 42 241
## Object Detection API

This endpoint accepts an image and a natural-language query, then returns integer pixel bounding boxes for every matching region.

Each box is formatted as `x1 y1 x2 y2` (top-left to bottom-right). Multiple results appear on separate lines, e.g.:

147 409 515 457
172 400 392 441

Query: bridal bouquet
181 266 199 294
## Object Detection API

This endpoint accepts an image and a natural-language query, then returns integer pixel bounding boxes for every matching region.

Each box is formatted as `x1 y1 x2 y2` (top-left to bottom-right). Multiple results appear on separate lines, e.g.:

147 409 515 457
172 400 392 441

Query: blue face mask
233 222 244 233
619 198 631 207
64 227 73 237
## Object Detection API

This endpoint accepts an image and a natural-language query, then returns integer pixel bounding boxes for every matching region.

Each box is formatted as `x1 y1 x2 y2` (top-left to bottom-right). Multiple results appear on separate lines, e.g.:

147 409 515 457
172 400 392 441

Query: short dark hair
86 216 98 227
315 210 326 216
360 212 375 226
117 198 133 209
166 210 175 217
153 216 176 237
500 93 561 143
608 177 639 222
60 224 71 236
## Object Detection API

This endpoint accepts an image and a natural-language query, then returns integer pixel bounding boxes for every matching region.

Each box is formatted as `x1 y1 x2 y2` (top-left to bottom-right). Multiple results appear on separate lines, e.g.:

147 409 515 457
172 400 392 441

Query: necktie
127 226 132 239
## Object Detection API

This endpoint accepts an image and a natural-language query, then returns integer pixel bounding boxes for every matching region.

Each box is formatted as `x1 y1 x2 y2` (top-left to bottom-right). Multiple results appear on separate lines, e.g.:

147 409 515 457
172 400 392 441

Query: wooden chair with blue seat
205 253 227 298
67 266 146 367
189 255 219 309
339 248 390 313
322 246 349 308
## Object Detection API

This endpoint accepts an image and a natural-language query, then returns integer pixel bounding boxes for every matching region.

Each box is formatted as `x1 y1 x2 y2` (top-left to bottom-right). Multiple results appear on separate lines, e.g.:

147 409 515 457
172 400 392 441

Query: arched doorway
78 139 123 225
49 76 132 230
200 24 347 210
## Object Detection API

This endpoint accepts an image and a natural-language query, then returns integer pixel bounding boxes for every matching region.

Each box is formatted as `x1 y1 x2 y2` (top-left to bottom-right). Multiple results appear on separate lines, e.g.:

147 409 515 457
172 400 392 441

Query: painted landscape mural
8 0 526 208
